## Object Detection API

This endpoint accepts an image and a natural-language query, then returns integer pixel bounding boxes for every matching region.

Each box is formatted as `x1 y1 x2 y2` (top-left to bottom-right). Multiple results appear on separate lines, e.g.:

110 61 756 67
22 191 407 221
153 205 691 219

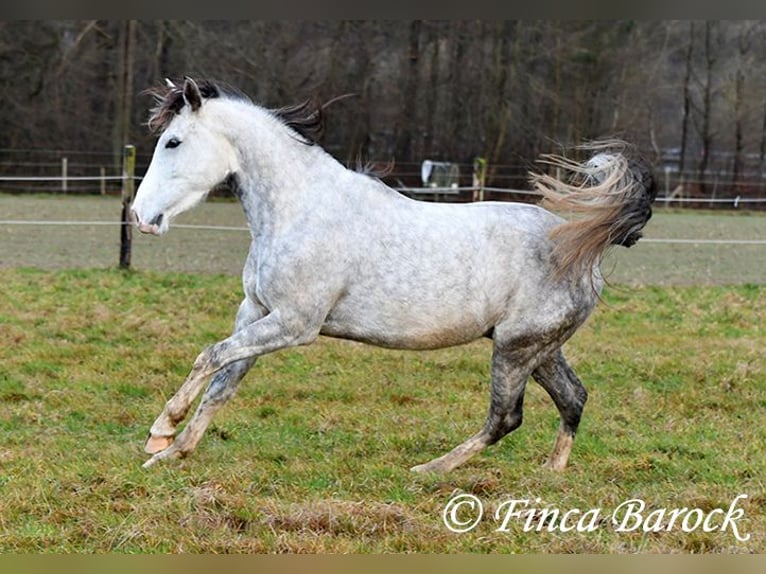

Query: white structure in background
421 160 460 191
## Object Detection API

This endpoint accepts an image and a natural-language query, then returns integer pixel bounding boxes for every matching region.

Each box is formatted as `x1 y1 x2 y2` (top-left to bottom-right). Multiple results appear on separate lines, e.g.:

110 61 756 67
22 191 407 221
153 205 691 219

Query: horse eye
165 138 181 149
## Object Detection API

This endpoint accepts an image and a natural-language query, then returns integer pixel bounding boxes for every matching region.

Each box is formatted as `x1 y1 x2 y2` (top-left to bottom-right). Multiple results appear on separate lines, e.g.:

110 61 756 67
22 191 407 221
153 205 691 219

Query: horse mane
144 79 228 134
272 97 325 145
144 77 331 146
272 93 356 145
355 156 395 180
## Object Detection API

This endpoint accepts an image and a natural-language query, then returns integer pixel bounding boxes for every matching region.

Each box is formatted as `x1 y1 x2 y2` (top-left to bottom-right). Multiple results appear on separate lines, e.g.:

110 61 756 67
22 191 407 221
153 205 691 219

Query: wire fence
4 146 766 209
1 147 766 284
4 172 766 210
3 217 766 247
1 195 764 285
0 155 766 234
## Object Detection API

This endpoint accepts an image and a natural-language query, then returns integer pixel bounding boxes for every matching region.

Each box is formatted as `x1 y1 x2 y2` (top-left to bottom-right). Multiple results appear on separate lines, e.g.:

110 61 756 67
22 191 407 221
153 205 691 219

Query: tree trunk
113 20 136 166
732 22 753 187
393 20 421 163
487 22 518 174
696 21 715 196
422 22 442 159
732 64 745 186
759 101 766 173
678 22 694 177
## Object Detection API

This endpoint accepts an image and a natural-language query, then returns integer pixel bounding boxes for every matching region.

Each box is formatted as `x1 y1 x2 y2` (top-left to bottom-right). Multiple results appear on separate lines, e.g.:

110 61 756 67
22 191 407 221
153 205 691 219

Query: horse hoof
144 434 174 454
410 462 443 474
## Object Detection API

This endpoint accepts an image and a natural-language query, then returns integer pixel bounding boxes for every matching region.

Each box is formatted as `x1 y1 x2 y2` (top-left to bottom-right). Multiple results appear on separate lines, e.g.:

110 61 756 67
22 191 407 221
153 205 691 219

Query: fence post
119 144 136 269
100 167 107 195
472 157 487 202
61 157 68 193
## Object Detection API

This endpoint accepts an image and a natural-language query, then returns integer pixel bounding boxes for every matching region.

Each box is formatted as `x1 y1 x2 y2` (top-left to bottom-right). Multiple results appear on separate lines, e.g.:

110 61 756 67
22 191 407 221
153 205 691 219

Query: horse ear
183 77 202 112
165 78 176 89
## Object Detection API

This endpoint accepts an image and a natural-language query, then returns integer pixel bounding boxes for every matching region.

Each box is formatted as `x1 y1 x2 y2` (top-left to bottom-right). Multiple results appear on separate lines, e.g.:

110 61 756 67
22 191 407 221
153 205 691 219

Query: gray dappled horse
131 78 655 472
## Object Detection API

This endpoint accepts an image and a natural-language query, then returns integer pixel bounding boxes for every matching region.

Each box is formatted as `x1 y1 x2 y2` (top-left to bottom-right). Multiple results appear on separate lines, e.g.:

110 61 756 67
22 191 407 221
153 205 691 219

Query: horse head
131 77 240 235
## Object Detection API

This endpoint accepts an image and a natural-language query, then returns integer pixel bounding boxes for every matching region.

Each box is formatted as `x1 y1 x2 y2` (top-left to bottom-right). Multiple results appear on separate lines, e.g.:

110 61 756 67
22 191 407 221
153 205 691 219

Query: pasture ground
0 194 765 553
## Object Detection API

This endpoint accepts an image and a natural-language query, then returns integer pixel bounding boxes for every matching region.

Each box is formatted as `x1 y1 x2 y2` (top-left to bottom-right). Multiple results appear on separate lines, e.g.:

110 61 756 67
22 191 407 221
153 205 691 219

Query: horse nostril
150 213 164 227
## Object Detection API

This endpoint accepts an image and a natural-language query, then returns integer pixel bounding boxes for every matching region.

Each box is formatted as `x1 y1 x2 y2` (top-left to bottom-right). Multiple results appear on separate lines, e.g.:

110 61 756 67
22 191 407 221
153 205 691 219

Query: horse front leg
142 357 255 467
142 308 320 468
142 298 264 457
143 358 214 455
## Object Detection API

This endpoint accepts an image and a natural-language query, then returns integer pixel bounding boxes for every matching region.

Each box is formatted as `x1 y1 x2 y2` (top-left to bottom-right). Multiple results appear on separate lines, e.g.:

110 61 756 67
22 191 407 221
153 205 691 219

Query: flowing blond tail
531 141 656 282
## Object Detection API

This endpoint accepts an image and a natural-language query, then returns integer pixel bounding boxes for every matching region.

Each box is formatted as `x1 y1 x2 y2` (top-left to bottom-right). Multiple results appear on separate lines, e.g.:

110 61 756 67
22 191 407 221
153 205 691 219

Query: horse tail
530 141 657 282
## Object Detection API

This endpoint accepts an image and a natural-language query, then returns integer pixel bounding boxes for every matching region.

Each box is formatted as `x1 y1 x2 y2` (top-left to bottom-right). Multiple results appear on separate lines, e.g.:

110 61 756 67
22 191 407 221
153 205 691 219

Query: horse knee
534 356 588 434
562 383 588 431
485 409 523 445
193 345 216 373
201 358 255 407
576 384 588 411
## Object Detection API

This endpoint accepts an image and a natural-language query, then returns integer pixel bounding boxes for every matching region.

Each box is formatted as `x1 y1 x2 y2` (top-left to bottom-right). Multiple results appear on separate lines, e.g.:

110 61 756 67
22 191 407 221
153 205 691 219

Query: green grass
0 268 764 552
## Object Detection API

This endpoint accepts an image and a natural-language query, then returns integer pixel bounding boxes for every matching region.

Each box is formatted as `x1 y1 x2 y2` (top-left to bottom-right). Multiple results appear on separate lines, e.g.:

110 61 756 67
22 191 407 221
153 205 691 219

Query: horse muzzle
131 209 165 235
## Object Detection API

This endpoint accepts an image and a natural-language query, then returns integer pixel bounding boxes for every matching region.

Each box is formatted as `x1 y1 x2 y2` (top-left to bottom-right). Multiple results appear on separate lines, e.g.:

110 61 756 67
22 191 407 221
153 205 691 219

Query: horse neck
215 101 346 233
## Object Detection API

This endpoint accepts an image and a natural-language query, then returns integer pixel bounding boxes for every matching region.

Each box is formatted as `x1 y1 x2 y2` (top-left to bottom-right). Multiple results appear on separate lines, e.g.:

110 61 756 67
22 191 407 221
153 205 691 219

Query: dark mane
144 79 247 134
272 97 325 145
272 94 357 145
144 77 347 147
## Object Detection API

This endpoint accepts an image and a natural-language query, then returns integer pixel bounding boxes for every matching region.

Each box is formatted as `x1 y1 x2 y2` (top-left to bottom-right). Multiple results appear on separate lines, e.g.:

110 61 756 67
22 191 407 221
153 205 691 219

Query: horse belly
321 296 497 350
319 202 537 349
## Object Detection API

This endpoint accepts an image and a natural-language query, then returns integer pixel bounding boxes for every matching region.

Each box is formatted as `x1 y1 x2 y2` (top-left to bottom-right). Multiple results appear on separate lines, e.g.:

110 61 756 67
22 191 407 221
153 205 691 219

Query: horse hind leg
532 350 588 471
411 343 531 474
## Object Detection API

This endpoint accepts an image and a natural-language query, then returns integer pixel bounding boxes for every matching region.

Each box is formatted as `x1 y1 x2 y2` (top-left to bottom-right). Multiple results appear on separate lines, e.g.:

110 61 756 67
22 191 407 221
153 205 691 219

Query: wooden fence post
119 144 136 269
472 157 487 202
61 157 68 193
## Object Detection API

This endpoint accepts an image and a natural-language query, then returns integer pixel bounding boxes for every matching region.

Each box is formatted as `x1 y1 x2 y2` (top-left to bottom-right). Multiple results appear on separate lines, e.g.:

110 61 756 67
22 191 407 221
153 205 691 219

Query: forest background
2 20 765 196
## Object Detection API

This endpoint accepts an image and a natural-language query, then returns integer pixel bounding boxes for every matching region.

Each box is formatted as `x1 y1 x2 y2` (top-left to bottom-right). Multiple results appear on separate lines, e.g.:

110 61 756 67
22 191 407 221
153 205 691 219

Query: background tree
2 20 766 198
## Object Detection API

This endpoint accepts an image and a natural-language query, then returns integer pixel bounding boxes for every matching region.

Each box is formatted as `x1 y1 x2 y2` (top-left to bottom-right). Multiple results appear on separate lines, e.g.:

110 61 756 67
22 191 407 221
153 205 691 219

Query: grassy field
1 195 765 552
0 268 764 553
